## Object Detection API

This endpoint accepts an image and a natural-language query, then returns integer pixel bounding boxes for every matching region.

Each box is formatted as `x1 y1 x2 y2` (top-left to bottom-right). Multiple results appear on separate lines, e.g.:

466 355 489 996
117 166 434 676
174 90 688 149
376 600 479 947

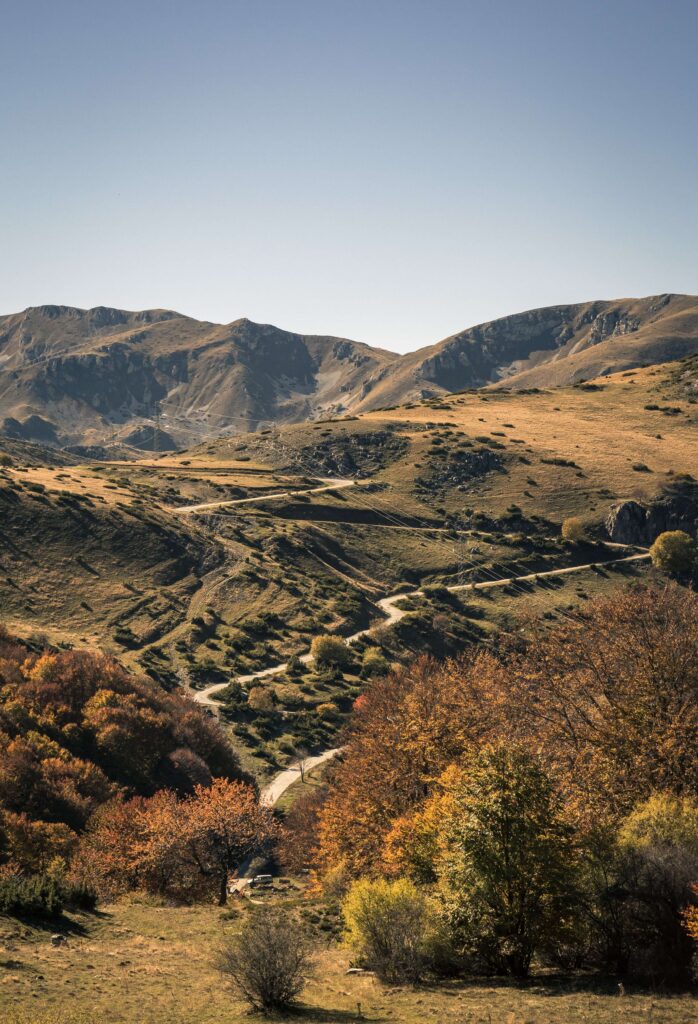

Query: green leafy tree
437 744 578 977
649 530 696 575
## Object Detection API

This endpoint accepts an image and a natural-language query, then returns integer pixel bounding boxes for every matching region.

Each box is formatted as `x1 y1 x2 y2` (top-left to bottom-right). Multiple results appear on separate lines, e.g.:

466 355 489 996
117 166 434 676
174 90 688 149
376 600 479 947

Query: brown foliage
317 654 500 876
504 583 698 818
76 778 277 904
0 628 246 873
277 787 327 875
317 584 698 878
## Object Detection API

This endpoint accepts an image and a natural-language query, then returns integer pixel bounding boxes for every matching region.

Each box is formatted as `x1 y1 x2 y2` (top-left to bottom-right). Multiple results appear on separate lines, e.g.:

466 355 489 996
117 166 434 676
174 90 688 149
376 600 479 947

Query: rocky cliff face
351 294 698 410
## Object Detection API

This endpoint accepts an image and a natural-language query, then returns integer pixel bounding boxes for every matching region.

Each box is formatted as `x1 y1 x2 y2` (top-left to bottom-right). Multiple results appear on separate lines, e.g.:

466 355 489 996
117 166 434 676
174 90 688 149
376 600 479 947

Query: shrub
343 877 435 983
310 634 352 669
0 871 95 919
0 873 64 918
315 702 338 719
649 530 696 575
286 654 304 676
361 647 389 678
561 516 585 542
609 793 698 984
247 686 275 712
217 906 313 1011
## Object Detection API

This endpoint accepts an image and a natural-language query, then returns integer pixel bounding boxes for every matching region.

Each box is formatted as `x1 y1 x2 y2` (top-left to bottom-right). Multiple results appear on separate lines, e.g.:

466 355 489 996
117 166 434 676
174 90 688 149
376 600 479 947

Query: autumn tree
77 780 277 904
72 797 147 899
316 655 499 878
381 766 460 884
316 585 698 888
1 811 75 873
437 745 578 977
0 632 247 877
183 779 277 905
277 787 327 876
504 583 698 817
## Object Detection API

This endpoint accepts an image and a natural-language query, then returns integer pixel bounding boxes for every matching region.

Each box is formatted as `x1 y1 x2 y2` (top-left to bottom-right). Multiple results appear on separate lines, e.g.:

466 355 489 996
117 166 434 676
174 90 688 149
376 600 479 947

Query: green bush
361 647 389 678
0 874 64 917
310 634 352 669
286 654 304 675
0 872 94 918
649 530 696 575
343 877 438 983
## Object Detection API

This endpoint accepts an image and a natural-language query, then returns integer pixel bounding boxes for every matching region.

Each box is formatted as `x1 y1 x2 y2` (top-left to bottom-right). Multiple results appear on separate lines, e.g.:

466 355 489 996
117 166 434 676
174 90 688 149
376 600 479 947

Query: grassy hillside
0 358 695 776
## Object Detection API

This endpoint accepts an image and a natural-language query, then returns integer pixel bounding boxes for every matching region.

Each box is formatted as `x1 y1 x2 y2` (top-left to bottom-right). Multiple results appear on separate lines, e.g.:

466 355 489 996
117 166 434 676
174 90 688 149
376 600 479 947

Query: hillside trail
172 477 358 514
260 748 341 808
227 747 342 895
193 550 650 707
222 548 649 892
185 474 649 816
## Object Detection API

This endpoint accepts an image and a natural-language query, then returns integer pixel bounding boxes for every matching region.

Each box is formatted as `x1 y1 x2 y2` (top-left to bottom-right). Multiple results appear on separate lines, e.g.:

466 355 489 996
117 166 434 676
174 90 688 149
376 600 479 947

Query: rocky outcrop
605 486 698 545
605 501 650 544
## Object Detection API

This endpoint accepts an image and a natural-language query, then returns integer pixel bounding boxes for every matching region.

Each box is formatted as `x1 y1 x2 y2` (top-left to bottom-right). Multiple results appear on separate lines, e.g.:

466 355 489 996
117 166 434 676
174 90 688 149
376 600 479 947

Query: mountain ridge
1 293 696 450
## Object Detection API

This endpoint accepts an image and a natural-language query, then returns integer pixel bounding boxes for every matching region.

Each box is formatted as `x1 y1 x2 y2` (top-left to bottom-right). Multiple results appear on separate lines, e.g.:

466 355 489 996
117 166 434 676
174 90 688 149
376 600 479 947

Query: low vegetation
217 906 313 1011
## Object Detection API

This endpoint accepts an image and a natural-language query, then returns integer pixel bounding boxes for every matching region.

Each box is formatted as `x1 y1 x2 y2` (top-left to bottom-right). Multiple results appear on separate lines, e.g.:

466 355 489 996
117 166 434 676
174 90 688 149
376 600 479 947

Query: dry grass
1 902 696 1023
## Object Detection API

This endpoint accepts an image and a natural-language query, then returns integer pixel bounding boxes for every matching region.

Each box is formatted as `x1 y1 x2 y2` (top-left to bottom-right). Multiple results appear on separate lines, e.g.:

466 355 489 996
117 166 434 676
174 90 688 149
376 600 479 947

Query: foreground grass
1 902 696 1023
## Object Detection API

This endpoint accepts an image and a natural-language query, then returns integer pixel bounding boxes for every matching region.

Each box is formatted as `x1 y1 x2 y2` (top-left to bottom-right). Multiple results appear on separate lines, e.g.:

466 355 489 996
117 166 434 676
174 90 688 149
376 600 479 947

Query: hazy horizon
2 0 696 353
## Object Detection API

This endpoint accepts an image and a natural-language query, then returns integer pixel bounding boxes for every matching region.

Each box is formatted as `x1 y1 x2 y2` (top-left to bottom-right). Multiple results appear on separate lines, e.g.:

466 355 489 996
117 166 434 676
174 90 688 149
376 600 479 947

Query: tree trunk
218 871 228 906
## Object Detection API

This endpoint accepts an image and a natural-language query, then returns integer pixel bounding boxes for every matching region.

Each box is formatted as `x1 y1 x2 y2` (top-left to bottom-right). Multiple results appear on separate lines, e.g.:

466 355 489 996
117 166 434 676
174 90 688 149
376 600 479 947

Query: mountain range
0 293 696 451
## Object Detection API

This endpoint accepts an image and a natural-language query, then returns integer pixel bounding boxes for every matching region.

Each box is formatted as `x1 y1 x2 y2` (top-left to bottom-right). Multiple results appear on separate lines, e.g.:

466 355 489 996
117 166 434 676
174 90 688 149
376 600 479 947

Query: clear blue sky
1 0 696 352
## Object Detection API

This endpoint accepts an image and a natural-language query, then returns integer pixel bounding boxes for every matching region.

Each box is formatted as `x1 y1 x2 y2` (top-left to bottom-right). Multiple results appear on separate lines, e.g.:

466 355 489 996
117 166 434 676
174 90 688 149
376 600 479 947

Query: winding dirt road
192 550 650 707
259 748 342 808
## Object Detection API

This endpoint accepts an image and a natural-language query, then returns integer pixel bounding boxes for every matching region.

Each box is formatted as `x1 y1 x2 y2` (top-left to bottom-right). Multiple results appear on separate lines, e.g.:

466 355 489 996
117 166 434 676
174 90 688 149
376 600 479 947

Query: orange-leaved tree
75 779 276 904
316 654 502 879
183 779 278 905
